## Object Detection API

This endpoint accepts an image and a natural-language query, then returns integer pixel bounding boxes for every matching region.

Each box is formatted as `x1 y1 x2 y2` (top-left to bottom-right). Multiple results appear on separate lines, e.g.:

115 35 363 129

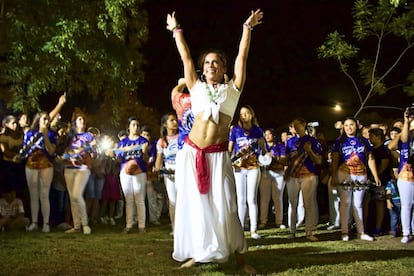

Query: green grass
1 220 414 275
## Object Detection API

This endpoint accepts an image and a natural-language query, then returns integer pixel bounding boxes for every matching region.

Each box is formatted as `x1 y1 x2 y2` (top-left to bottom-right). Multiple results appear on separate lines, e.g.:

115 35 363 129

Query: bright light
334 104 342 112
98 135 114 154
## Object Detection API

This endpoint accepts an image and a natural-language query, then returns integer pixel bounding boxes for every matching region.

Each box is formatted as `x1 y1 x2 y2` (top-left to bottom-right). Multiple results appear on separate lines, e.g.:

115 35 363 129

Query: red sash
185 137 228 194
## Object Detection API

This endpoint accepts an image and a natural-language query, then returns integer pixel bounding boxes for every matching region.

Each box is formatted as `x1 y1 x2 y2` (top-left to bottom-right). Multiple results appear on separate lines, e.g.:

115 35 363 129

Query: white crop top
190 80 241 124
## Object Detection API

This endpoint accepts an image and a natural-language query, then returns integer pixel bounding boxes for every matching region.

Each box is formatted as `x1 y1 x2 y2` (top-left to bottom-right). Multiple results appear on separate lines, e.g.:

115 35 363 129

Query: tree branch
339 59 363 105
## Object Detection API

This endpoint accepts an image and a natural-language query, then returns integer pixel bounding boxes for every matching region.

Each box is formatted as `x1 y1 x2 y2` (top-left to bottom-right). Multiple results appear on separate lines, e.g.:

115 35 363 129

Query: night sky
140 0 412 140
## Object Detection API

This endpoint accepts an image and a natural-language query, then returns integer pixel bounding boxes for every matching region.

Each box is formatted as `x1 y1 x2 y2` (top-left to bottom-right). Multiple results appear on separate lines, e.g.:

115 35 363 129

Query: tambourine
339 180 375 191
258 154 272 166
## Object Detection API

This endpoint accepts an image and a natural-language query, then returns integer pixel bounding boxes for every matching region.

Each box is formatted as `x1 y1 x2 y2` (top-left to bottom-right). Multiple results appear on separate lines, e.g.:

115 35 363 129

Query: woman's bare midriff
188 112 232 148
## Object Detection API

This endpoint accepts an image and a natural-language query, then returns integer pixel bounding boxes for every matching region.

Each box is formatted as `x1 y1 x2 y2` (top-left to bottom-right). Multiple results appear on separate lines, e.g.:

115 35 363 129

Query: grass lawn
1 219 414 275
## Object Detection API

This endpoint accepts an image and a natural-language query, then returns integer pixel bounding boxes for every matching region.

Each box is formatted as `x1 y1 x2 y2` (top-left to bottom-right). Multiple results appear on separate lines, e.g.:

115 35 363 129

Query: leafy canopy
317 0 414 117
0 0 148 125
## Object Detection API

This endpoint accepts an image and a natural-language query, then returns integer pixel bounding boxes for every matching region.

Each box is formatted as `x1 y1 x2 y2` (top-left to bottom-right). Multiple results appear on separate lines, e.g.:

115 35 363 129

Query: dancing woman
23 112 57 233
166 8 263 273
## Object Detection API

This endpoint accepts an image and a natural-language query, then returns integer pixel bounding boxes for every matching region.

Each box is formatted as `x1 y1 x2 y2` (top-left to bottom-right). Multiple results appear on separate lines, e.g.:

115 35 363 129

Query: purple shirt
116 136 148 172
229 125 264 156
22 130 57 161
266 142 286 158
286 135 323 174
332 136 371 165
399 141 410 173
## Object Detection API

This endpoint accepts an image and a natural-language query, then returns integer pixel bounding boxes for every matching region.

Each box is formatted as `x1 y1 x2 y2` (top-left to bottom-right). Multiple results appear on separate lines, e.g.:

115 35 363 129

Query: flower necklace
205 82 219 103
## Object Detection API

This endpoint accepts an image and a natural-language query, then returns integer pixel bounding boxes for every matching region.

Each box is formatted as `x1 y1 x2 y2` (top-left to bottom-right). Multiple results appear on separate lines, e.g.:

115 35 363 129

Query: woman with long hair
166 9 263 273
331 117 380 242
285 118 323 241
112 116 148 234
258 128 286 230
23 112 57 233
63 110 95 234
229 105 265 239
154 112 179 233
396 109 414 243
0 115 26 204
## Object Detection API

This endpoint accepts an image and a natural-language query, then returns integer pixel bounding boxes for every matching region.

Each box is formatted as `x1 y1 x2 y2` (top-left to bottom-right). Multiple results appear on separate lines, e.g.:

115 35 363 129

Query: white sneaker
307 235 318 242
327 224 340 231
401 236 411 244
109 218 116 226
342 234 349 241
360 233 374 241
26 223 38 232
251 232 261 239
42 224 50 233
296 222 304 228
279 224 287 230
83 225 91 235
100 217 108 225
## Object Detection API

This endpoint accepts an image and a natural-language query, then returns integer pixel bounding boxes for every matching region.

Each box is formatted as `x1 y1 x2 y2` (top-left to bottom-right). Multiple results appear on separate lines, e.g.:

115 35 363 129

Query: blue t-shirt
266 142 286 158
229 125 264 156
286 135 323 174
22 130 57 161
63 132 96 169
332 136 372 164
399 141 410 173
116 136 148 172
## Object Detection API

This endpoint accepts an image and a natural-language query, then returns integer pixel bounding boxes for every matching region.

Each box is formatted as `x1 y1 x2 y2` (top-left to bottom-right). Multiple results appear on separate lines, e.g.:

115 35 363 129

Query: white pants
397 179 414 236
120 172 147 229
288 190 305 227
234 167 261 232
25 167 54 224
287 175 319 235
328 176 340 226
163 175 176 231
173 143 247 263
64 168 91 229
259 169 285 225
338 172 366 235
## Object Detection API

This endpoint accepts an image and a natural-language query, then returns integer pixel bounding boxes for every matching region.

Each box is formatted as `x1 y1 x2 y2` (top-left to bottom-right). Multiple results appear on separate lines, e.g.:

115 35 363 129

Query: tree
317 0 414 117
89 91 161 139
0 0 148 126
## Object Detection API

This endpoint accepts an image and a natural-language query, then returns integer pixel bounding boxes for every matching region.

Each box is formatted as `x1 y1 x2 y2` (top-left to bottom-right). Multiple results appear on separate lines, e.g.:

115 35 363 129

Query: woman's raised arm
167 12 198 89
233 9 263 91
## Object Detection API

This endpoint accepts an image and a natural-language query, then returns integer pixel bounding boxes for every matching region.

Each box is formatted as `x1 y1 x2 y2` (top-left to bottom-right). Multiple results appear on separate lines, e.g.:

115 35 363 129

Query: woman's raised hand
166 12 179 31
245 9 264 28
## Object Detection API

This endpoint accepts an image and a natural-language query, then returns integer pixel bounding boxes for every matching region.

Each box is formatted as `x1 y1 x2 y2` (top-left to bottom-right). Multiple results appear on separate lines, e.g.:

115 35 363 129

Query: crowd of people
1 7 414 274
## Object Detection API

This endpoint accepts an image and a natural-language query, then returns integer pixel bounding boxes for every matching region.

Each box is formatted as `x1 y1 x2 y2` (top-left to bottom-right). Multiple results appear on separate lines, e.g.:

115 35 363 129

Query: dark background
139 0 413 141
